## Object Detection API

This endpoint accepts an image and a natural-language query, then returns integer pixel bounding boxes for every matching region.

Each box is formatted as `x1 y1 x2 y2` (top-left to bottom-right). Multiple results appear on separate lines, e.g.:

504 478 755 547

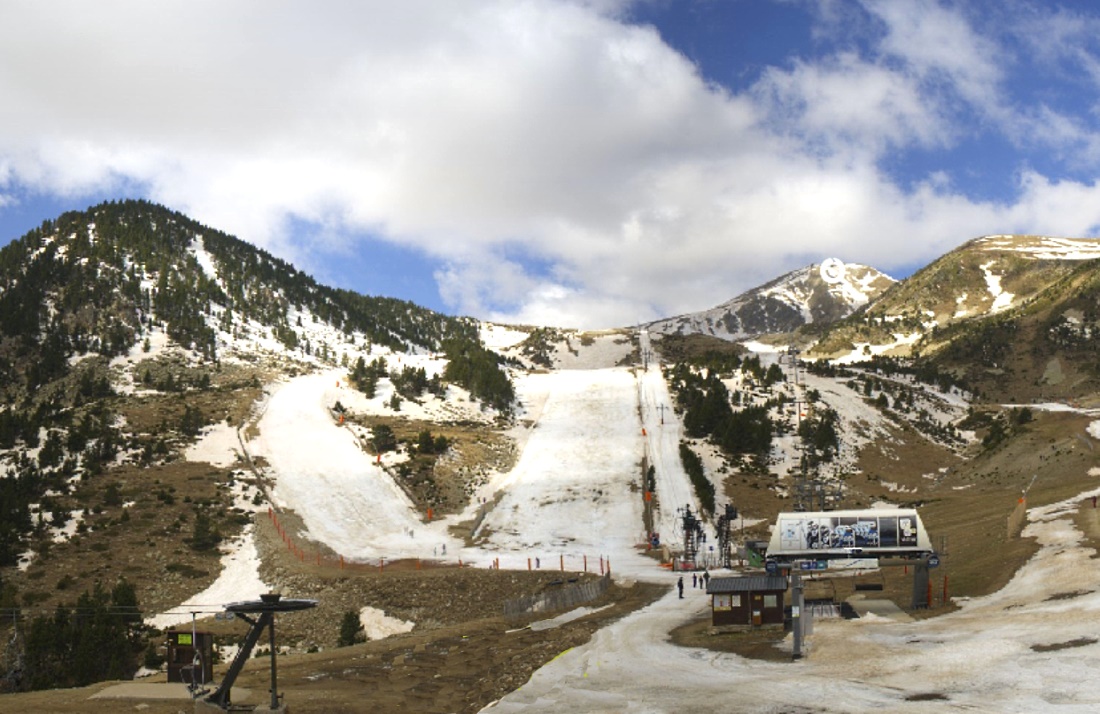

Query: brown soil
670 616 790 662
1 576 665 714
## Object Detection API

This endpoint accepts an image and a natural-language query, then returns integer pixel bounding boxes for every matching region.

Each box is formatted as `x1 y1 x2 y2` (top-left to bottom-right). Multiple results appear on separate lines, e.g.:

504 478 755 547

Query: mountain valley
1 201 1100 712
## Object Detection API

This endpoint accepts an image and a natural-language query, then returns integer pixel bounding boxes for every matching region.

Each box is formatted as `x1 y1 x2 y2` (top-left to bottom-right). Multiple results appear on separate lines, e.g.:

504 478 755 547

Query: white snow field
475 368 650 570
248 371 447 560
243 359 697 575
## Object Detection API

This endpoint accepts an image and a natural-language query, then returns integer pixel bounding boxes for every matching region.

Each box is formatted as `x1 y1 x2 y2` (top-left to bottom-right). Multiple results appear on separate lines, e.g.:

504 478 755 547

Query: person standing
677 577 684 599
703 570 711 588
692 573 698 588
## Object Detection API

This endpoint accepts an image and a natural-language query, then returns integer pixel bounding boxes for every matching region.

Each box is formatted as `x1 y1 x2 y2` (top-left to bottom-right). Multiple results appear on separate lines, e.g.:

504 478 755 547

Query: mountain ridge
645 259 894 342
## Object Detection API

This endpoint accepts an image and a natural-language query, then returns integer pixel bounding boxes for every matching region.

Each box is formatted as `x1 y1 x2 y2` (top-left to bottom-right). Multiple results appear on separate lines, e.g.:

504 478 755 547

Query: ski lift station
765 508 934 562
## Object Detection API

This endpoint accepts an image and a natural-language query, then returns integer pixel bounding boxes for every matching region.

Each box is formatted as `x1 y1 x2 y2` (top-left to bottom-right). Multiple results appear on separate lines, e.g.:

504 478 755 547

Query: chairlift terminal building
765 509 933 561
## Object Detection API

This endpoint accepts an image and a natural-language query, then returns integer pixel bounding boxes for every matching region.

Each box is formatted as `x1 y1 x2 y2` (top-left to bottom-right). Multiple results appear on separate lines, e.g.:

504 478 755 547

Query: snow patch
359 605 415 640
185 422 243 468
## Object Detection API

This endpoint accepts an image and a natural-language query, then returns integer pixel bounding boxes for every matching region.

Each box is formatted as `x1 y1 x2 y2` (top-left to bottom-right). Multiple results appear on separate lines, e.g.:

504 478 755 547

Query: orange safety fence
266 506 610 575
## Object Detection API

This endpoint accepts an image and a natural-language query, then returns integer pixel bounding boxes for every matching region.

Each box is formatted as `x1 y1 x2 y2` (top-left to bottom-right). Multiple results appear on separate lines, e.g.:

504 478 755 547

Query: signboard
176 633 193 646
768 509 931 558
797 560 828 571
927 554 940 568
779 514 915 551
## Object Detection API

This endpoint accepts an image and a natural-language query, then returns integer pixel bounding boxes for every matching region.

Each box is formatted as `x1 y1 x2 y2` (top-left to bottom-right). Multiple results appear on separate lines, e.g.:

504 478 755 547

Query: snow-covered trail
249 372 457 560
476 368 650 573
638 356 698 549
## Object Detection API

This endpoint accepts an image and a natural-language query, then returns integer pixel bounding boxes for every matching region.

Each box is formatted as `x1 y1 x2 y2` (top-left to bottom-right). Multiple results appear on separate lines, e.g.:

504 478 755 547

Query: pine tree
338 611 362 647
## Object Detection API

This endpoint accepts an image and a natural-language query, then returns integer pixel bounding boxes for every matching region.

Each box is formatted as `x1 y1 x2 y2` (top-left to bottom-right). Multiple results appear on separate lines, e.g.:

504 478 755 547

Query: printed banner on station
777 513 918 552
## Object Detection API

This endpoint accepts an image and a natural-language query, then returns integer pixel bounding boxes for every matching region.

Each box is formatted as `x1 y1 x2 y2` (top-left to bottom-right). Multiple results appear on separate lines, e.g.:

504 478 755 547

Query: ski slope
639 361 698 549
476 368 649 570
242 351 696 577
249 372 443 559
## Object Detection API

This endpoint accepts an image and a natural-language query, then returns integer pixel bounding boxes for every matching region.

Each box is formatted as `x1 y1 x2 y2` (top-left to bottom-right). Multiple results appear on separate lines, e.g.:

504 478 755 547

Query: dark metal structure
166 629 213 685
715 502 737 569
677 504 700 566
203 593 317 712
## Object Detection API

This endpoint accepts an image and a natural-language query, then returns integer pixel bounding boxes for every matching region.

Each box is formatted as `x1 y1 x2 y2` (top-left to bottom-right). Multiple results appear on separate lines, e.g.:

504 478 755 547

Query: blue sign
927 554 940 568
765 560 778 574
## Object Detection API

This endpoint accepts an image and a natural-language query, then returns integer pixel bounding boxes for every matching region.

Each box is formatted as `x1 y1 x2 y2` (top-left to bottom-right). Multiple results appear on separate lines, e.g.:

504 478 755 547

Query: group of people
676 570 710 598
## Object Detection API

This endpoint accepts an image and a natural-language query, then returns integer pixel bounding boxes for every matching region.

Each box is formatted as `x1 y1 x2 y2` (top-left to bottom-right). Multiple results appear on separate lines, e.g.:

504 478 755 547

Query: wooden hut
706 575 787 628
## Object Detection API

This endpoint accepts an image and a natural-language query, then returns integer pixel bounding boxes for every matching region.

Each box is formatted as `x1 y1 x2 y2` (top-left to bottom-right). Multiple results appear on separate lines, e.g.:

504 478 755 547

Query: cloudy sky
4 0 1100 329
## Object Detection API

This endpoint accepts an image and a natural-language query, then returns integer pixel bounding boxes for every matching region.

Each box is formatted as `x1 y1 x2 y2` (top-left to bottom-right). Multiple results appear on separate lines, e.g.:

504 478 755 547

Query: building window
763 594 778 608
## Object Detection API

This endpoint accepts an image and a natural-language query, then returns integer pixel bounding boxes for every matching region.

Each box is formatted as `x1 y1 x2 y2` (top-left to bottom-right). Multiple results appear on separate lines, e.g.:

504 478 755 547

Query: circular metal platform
224 593 318 613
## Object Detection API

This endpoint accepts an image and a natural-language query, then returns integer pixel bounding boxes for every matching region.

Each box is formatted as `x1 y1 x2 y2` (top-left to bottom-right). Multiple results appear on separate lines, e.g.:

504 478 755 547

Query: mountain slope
804 235 1100 401
0 200 502 571
645 259 893 341
0 199 476 383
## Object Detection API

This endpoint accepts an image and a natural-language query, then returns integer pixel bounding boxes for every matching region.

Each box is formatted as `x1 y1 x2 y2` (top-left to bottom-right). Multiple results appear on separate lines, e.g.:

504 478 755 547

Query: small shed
706 575 787 628
166 629 214 685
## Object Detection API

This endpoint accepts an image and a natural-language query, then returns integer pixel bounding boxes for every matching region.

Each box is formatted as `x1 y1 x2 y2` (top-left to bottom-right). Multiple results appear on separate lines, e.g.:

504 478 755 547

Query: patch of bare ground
670 615 790 662
344 414 516 517
652 333 746 363
1 575 664 714
1031 637 1098 652
10 459 251 618
9 361 269 614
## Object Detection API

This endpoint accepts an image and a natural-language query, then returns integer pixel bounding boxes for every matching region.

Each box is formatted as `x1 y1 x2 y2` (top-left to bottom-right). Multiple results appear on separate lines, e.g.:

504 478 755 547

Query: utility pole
791 570 804 659
786 347 801 385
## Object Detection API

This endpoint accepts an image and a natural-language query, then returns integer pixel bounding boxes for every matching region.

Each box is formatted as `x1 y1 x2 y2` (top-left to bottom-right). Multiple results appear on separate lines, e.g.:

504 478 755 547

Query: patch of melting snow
529 604 612 631
981 260 1015 313
360 606 414 640
185 421 242 468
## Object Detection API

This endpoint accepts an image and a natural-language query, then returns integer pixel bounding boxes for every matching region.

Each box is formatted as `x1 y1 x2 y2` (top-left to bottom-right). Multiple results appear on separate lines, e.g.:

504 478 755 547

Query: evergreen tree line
665 364 774 462
678 442 715 516
6 580 143 692
0 403 122 566
797 403 841 475
441 338 515 413
349 356 387 397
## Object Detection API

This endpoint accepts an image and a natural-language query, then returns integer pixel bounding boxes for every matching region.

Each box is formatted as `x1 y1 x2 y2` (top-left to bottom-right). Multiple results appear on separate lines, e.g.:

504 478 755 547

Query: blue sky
4 0 1100 328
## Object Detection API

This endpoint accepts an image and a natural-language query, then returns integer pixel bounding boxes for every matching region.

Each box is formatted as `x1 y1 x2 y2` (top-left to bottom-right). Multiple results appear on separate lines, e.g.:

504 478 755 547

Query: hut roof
706 575 787 595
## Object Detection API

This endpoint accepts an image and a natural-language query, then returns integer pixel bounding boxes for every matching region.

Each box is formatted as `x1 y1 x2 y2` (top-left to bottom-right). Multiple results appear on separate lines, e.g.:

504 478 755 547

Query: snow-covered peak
646 260 894 342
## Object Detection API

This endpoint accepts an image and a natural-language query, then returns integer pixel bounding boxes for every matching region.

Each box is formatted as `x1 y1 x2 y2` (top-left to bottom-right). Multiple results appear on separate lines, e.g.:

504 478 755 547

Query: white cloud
861 0 1003 108
754 51 952 156
2 1 1100 329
